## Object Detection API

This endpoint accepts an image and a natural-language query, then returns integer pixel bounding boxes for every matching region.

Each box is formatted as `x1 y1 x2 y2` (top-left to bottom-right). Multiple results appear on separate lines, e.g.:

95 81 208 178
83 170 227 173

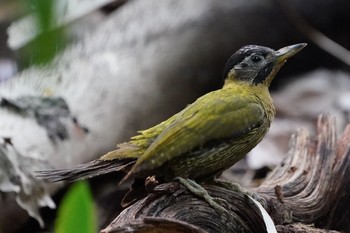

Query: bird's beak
274 43 307 63
263 43 307 87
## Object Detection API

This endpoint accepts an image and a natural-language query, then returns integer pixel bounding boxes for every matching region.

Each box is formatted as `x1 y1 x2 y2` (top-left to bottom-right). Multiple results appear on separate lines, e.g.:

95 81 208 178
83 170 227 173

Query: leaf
55 181 97 233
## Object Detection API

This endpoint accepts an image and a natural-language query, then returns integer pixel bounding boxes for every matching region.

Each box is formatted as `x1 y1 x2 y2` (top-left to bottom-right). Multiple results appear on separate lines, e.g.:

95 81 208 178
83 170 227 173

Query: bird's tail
36 158 136 182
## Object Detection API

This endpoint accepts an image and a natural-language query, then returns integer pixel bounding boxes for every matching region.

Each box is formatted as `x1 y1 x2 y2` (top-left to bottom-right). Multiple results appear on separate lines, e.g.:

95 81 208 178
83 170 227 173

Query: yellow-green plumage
131 83 272 178
39 43 306 205
100 81 274 181
168 83 275 179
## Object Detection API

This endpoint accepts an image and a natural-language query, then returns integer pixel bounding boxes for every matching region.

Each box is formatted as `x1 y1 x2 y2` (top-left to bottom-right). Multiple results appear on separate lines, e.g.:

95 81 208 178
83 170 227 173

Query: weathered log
275 223 340 233
256 115 350 231
102 115 349 233
102 183 268 233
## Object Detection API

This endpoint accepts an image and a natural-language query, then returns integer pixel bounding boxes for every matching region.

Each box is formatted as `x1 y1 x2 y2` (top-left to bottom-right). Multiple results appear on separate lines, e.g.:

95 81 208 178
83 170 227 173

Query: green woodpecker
39 43 306 207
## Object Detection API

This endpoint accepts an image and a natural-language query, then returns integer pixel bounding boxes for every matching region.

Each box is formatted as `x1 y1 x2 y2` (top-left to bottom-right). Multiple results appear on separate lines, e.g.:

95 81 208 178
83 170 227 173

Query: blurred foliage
21 0 67 66
55 181 98 233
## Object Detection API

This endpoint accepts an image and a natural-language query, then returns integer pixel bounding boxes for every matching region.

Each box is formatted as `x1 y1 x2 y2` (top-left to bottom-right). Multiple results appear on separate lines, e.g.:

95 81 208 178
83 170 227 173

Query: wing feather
133 88 264 173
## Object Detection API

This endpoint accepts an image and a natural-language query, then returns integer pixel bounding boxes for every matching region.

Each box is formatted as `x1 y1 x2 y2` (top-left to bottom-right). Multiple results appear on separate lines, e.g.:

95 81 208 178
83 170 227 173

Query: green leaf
55 181 97 233
20 0 67 65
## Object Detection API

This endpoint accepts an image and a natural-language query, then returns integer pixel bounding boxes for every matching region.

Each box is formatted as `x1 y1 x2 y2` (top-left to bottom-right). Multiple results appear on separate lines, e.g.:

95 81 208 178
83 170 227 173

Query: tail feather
37 159 136 182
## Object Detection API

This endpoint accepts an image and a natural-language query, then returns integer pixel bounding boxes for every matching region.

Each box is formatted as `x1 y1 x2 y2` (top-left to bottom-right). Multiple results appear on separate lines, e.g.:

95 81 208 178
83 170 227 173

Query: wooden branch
256 115 350 230
102 183 268 233
276 223 340 233
101 115 349 233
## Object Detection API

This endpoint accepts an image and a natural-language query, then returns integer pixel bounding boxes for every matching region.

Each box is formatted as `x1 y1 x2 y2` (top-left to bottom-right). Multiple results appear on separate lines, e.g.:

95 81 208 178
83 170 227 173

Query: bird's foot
209 179 248 194
174 177 230 215
209 179 264 204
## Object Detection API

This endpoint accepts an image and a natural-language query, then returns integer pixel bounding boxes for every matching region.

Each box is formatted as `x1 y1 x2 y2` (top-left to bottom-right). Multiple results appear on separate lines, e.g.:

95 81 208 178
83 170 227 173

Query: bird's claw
209 179 267 207
210 179 250 195
174 177 230 215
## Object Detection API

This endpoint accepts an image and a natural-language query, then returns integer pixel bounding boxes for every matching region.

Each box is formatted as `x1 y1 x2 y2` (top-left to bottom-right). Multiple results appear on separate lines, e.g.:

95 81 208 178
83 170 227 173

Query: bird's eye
240 63 248 68
251 55 262 63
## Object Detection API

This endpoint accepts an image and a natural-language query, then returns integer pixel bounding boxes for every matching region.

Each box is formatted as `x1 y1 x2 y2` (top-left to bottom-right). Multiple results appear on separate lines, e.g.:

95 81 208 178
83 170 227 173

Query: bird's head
223 43 307 87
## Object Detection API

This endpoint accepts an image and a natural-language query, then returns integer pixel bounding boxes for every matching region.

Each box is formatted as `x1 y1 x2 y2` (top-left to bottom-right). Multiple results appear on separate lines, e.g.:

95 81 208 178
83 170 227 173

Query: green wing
101 111 182 161
129 111 182 148
132 88 264 173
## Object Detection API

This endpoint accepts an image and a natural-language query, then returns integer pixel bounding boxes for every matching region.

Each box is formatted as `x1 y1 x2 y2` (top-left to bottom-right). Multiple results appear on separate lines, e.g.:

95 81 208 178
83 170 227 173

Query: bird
38 43 306 208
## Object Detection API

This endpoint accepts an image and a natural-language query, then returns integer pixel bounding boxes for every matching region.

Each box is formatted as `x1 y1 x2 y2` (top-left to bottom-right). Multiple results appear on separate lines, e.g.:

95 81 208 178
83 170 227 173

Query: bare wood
256 115 350 230
102 115 349 232
103 183 268 233
276 223 340 233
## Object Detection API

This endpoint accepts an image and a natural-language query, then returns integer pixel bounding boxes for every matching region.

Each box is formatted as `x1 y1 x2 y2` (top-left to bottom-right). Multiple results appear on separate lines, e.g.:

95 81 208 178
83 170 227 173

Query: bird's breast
167 116 272 180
